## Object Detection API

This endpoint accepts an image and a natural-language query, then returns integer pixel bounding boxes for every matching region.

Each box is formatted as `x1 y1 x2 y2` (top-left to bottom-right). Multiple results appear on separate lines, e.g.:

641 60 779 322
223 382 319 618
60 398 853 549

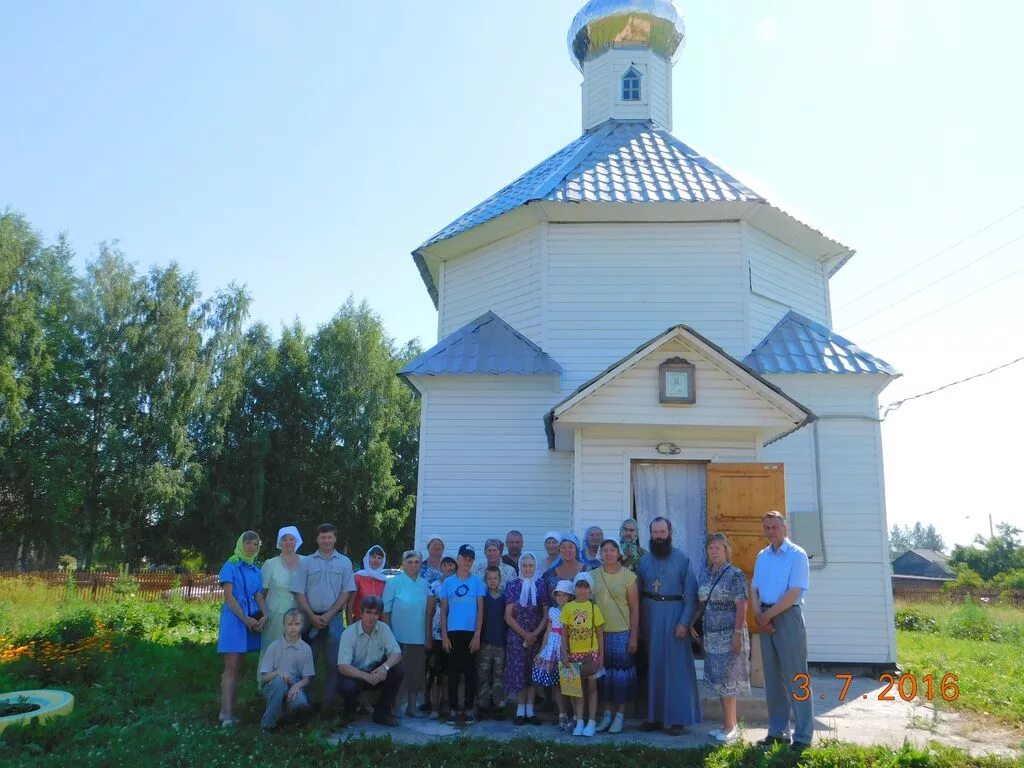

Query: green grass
0 591 1021 766
895 599 1024 727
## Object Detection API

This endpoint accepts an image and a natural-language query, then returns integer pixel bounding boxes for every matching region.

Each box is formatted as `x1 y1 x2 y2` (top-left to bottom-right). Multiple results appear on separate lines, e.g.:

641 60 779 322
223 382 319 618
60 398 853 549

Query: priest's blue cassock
637 547 702 726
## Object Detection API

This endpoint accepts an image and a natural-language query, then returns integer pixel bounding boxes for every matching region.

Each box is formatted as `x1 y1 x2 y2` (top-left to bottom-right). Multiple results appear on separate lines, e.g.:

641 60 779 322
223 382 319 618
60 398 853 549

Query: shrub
35 606 99 644
111 564 138 597
894 608 937 632
943 599 999 641
104 599 167 636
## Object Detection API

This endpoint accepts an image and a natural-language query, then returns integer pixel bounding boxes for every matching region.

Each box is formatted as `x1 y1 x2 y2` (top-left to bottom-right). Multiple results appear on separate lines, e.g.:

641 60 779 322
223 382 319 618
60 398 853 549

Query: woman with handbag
217 530 268 726
560 572 605 737
591 538 639 734
689 533 750 743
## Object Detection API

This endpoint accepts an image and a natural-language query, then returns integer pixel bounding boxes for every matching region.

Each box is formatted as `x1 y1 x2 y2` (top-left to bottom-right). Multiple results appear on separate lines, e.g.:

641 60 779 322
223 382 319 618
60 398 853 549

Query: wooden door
706 463 785 633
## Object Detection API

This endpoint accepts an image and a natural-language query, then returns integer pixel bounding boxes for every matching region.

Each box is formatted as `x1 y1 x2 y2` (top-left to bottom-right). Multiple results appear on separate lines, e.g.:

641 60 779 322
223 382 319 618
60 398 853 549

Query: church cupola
568 0 685 132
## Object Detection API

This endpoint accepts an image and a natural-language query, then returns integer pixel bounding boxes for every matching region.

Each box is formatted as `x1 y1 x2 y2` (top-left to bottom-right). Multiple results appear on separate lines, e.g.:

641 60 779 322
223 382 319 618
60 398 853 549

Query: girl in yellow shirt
560 572 605 737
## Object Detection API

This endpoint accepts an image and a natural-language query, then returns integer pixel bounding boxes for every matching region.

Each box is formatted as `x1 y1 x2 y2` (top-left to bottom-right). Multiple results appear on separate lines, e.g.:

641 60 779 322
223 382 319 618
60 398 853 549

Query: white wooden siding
575 428 758 536
749 293 790 348
746 225 830 349
762 374 896 663
559 338 795 431
440 226 544 344
413 375 571 550
546 223 747 390
581 49 671 131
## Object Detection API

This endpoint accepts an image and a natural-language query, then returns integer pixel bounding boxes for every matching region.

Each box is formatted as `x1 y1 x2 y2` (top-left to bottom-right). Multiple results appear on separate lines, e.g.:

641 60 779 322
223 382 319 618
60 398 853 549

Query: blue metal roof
742 311 899 375
419 120 763 250
399 311 562 378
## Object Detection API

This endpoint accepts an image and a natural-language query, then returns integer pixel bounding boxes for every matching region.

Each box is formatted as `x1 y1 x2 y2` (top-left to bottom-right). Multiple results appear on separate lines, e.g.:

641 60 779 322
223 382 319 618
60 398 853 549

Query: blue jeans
261 676 310 728
306 613 344 707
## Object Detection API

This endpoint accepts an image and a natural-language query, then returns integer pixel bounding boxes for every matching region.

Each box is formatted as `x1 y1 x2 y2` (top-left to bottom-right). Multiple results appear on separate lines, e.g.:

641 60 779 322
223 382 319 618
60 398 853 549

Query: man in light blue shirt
750 511 812 751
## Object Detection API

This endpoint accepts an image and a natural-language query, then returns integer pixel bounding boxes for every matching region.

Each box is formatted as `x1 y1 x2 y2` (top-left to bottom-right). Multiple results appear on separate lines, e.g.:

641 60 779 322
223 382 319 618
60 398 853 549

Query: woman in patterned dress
691 532 750 743
503 552 548 725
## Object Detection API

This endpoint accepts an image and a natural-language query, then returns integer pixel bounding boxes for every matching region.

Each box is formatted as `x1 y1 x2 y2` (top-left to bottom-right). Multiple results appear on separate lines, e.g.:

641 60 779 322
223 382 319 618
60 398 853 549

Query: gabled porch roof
545 323 815 450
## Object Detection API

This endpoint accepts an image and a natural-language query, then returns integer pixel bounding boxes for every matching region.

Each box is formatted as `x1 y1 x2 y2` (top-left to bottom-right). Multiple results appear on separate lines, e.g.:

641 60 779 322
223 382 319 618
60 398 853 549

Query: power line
836 203 1024 311
864 265 1024 343
843 233 1024 330
881 354 1024 420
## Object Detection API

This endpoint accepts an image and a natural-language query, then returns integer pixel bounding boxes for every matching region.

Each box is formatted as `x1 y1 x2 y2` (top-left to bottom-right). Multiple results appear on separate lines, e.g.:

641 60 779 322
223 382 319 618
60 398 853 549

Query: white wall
762 374 896 664
559 337 795 432
440 226 544 344
546 222 748 390
412 375 571 552
746 225 831 348
581 49 672 131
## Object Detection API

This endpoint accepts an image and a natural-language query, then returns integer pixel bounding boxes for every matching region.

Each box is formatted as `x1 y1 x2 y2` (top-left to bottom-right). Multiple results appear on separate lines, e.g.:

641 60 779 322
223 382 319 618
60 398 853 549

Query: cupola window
621 67 642 101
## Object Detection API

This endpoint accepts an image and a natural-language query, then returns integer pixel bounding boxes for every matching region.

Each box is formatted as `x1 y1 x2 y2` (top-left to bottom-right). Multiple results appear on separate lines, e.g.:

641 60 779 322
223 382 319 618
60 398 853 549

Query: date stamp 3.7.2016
792 673 960 703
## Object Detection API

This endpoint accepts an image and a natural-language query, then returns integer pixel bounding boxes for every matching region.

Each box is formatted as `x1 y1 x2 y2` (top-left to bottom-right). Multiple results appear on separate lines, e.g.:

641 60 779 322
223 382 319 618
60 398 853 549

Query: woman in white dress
257 526 304 679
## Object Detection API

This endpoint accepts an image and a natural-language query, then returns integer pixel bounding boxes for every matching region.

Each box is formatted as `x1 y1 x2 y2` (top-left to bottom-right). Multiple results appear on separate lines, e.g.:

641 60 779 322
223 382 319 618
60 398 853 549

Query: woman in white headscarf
258 526 304 679
539 531 562 572
350 544 388 623
503 552 548 725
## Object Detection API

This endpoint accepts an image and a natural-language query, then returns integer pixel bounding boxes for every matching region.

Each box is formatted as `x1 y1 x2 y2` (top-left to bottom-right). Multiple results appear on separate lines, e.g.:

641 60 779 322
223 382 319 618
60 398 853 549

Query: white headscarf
424 534 445 549
517 552 539 608
276 525 303 553
356 544 388 582
543 531 562 545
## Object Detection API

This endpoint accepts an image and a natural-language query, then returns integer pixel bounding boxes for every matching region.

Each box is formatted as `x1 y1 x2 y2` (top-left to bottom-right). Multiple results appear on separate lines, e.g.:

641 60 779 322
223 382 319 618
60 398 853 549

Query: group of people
216 512 813 750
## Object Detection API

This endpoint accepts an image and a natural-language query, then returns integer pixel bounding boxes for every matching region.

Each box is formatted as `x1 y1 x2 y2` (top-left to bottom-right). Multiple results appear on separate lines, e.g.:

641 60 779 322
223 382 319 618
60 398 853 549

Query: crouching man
337 594 404 726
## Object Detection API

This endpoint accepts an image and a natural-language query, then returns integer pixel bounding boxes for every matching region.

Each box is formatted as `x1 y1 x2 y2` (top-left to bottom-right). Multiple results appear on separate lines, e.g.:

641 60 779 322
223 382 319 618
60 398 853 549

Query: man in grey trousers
750 510 813 751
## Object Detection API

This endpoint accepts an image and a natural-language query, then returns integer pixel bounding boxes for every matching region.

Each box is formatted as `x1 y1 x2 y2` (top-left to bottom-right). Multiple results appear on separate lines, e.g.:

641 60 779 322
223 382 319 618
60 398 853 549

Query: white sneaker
608 713 624 734
596 712 612 732
572 719 585 736
709 728 722 738
582 720 597 737
716 726 739 743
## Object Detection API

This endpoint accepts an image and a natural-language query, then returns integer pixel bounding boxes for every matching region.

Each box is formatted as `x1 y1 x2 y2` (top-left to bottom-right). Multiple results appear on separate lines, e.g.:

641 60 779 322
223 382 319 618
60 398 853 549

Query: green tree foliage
0 210 420 570
949 524 1024 582
888 522 946 559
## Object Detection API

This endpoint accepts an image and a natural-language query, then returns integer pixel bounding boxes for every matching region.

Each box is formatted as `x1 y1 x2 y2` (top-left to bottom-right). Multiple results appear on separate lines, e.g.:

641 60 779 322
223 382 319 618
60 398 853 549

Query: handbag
689 566 729 654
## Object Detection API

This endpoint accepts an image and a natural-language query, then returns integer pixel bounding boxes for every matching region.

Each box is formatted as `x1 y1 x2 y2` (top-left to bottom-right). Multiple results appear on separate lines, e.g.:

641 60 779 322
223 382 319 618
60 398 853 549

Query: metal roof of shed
742 311 899 376
399 311 561 380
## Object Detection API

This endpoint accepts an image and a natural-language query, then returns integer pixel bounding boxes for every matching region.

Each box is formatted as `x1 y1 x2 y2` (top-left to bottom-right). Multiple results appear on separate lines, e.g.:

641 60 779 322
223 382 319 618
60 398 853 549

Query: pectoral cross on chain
651 578 661 594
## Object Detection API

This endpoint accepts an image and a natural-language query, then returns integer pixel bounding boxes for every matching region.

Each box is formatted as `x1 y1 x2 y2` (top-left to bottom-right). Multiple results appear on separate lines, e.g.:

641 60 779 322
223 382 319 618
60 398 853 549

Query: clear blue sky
3 1 1022 549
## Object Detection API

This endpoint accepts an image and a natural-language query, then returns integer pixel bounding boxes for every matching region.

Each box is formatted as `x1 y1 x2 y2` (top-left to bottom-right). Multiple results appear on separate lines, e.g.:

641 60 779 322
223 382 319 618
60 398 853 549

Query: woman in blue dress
691 532 750 743
217 530 268 727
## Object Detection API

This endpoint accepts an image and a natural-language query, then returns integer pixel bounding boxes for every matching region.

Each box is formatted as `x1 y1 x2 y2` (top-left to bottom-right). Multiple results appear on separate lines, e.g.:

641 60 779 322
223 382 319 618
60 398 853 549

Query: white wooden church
400 0 899 666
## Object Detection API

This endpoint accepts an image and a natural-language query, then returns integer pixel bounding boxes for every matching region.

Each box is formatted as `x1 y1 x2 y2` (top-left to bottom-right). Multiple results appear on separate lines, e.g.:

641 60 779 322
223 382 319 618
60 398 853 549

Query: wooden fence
0 570 222 602
894 582 1024 608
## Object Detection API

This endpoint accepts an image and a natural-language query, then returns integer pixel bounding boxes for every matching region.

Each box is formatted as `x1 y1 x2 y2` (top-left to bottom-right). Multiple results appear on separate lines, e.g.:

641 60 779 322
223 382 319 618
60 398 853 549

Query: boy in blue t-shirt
440 544 486 724
476 566 507 719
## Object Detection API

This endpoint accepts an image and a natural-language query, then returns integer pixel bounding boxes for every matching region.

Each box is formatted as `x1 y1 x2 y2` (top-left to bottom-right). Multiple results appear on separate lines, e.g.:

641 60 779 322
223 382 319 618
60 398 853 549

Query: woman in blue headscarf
217 530 268 727
540 533 585 602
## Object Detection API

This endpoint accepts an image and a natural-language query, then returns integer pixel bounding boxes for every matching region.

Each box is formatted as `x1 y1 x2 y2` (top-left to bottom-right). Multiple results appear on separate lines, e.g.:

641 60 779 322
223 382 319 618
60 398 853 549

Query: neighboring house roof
398 311 561 384
742 311 900 376
908 548 950 565
413 120 853 305
546 322 815 449
891 549 955 579
420 121 761 251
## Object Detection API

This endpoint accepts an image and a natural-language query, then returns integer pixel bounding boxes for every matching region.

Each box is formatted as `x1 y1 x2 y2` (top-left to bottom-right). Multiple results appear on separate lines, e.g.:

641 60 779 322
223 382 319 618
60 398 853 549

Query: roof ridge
529 121 618 202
